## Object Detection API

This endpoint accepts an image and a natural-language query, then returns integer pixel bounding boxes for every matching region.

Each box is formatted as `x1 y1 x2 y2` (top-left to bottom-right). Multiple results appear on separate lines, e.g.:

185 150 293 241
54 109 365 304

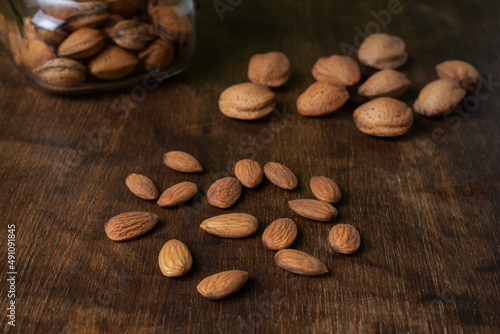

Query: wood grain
1 0 499 332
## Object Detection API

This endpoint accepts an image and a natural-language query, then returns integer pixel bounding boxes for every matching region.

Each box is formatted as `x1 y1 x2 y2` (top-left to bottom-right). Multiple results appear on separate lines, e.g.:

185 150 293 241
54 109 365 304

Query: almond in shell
247 51 291 88
296 80 349 117
312 55 361 86
262 218 297 250
207 177 242 209
150 5 192 45
158 239 192 277
88 45 139 79
263 162 298 190
58 28 105 59
105 211 158 241
329 224 361 254
310 176 341 204
234 159 264 188
163 151 202 173
358 69 410 99
33 58 86 87
157 182 198 207
197 270 249 300
435 60 479 91
274 249 328 276
288 199 337 221
413 78 466 117
125 173 159 200
107 20 156 51
200 213 258 238
358 33 408 69
22 39 56 70
219 82 276 120
57 2 110 31
25 17 68 45
138 38 175 70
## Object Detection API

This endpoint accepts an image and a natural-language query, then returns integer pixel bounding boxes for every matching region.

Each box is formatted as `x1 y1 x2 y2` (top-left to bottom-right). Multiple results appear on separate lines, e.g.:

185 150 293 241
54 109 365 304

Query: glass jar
0 0 195 94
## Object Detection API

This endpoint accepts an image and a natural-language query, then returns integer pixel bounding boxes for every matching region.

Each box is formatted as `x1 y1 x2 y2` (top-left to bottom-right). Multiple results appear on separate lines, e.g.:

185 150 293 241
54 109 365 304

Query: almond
218 82 276 120
22 39 56 70
310 176 342 204
58 28 105 59
125 173 159 200
288 199 337 221
262 218 297 250
358 69 411 99
248 51 291 88
33 58 86 87
88 45 139 80
353 97 413 137
234 159 264 188
200 213 258 238
163 151 203 173
274 249 328 276
59 1 110 31
358 33 408 69
329 224 361 254
107 20 156 51
263 162 298 190
207 177 242 209
150 5 192 45
312 55 361 86
105 211 158 241
296 80 349 117
435 60 479 91
138 38 175 70
413 78 466 117
157 181 198 207
158 239 192 277
197 270 249 300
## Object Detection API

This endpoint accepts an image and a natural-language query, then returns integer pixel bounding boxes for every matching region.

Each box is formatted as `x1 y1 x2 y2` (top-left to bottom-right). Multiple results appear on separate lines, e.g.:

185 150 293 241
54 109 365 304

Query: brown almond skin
197 270 249 300
358 69 411 99
248 51 291 88
310 176 342 204
33 58 86 87
163 151 203 173
274 249 328 276
353 97 413 137
413 78 466 117
329 224 361 254
157 182 198 207
312 55 361 86
138 38 175 70
436 60 479 91
107 20 156 51
201 213 258 238
207 177 242 209
22 39 56 70
297 80 349 117
105 211 158 241
358 33 408 69
58 2 110 31
24 17 68 45
234 159 264 188
126 173 159 200
219 82 276 120
263 162 298 190
288 199 337 221
150 5 192 44
58 28 105 59
158 239 192 277
262 218 297 250
88 46 139 80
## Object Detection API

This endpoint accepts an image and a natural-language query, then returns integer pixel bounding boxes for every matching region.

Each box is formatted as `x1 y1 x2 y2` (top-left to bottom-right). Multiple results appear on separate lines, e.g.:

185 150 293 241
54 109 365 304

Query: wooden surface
1 0 500 333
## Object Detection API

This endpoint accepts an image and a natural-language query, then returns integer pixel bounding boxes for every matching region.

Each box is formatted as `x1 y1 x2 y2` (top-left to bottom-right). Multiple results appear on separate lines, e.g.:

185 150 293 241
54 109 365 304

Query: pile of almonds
9 0 193 89
218 33 479 137
105 151 361 300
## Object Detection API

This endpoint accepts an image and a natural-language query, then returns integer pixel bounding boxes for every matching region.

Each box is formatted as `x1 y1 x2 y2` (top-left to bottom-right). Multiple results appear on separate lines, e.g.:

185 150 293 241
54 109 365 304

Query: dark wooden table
1 0 499 333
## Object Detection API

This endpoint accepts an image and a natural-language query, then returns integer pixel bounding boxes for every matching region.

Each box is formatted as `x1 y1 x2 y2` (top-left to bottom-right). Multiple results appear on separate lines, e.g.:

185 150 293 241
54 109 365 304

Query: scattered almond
248 51 291 88
435 60 479 91
329 224 361 254
310 176 341 204
296 80 349 117
413 78 466 117
207 177 242 209
358 33 408 69
197 270 249 300
105 211 158 241
158 239 192 277
219 82 276 120
288 199 337 221
201 213 258 238
157 181 198 207
274 249 328 276
263 162 298 190
262 218 297 250
358 69 411 99
163 151 203 173
125 173 159 200
312 55 361 86
234 159 264 188
353 97 413 137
